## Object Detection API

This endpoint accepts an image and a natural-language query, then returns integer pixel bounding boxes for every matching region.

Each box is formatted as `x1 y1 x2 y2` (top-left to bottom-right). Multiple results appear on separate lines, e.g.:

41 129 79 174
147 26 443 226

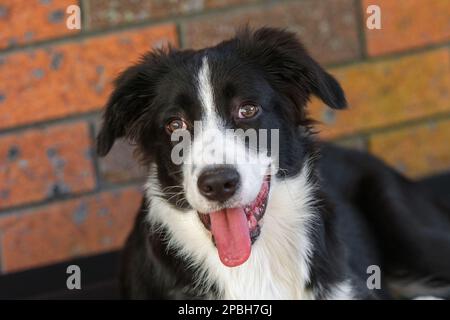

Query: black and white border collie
97 28 450 300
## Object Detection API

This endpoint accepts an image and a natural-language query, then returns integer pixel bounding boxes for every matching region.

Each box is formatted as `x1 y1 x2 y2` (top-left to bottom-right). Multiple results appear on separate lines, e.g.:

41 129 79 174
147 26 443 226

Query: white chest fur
146 169 317 299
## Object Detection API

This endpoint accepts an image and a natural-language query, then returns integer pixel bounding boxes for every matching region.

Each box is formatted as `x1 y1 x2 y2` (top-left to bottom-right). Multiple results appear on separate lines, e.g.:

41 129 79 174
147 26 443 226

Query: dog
97 27 450 299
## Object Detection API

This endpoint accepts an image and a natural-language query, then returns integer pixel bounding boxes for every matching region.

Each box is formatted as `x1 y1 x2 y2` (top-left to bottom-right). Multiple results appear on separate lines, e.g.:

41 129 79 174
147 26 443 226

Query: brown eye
165 118 187 134
238 104 259 119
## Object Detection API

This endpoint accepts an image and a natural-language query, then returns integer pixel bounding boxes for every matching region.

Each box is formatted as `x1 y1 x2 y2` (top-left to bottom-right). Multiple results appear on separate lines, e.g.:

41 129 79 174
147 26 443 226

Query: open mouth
197 175 271 267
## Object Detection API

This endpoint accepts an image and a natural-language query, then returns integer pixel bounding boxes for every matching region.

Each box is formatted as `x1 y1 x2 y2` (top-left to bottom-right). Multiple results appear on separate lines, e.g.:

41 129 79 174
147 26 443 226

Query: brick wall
0 0 449 274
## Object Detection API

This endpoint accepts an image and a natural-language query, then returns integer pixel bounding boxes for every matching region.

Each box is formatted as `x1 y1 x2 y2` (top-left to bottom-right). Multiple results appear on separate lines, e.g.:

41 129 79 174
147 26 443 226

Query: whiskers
156 185 190 209
161 185 184 193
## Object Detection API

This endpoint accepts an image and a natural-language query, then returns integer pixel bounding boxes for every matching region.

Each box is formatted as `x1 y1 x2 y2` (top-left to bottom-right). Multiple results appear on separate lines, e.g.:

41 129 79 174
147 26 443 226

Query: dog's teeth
250 216 258 228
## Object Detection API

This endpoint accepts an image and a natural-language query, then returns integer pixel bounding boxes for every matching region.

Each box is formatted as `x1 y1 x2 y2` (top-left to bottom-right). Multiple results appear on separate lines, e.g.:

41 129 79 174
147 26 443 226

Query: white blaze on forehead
197 56 216 122
184 55 267 213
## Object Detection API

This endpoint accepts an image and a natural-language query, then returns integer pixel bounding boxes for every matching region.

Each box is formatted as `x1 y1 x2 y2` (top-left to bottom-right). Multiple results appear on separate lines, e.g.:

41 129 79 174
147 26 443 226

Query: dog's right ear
97 51 168 157
97 65 140 156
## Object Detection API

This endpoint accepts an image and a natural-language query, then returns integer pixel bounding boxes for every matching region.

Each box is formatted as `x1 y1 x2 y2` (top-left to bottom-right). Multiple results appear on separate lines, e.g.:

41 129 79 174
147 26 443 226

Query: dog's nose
197 166 240 202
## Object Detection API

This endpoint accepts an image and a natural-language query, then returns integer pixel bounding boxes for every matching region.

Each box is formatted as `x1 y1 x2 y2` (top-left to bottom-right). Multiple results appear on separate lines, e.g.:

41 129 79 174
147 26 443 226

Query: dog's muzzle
197 173 271 268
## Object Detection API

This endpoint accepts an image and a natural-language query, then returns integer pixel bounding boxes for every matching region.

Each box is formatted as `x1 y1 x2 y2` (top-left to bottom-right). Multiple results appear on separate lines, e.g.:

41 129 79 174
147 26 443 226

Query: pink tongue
209 208 251 267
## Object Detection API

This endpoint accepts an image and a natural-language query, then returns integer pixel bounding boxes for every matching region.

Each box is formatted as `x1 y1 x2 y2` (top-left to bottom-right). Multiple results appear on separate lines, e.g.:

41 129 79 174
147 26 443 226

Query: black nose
197 166 240 202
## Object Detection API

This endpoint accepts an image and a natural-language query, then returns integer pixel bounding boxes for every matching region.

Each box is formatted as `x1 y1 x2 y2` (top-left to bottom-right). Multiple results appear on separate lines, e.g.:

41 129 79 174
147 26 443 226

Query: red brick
363 0 450 56
370 119 450 178
310 49 450 138
0 187 142 273
0 24 177 130
0 0 78 50
84 0 262 29
183 0 361 64
0 122 96 210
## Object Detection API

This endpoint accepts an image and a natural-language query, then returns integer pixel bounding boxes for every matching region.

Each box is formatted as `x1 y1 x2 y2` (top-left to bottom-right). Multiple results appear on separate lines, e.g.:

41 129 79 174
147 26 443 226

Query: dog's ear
240 27 347 110
306 57 347 110
96 65 140 156
97 51 167 157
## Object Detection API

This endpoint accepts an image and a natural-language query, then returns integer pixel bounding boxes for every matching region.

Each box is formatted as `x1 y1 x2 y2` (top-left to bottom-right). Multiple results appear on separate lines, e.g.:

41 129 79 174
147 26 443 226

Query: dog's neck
145 163 352 299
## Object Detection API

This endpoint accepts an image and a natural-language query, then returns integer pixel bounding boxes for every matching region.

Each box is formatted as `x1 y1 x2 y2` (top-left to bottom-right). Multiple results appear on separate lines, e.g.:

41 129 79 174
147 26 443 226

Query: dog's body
119 145 450 299
97 28 450 300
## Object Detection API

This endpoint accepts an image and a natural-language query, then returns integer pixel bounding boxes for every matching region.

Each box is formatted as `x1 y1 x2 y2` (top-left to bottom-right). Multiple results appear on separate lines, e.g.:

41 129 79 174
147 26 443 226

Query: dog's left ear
305 56 347 110
241 27 347 110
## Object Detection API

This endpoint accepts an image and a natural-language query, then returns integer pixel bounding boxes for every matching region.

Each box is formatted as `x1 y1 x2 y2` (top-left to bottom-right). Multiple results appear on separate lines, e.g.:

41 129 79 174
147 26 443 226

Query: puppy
97 27 450 299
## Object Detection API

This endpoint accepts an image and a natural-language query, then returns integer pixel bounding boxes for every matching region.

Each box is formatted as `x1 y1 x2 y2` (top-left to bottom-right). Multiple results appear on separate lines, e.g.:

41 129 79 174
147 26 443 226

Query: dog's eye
237 104 259 119
165 118 187 134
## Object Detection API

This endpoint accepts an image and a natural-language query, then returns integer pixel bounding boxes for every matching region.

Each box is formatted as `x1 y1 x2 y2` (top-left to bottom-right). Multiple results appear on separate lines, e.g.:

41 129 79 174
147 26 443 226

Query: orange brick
0 122 96 210
0 187 142 273
0 24 177 130
0 0 78 50
363 0 450 56
310 49 450 138
370 119 450 178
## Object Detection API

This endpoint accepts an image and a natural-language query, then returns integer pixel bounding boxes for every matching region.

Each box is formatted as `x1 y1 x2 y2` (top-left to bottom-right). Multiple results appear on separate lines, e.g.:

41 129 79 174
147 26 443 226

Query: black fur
97 28 450 299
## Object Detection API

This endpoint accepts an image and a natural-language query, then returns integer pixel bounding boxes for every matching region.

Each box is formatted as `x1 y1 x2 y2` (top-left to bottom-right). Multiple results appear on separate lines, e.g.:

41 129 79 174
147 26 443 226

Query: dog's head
97 27 346 267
